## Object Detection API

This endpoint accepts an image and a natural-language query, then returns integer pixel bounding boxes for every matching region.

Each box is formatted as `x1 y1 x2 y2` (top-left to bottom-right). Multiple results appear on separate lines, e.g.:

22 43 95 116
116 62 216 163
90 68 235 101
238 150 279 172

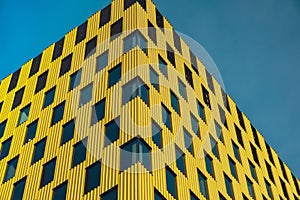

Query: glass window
40 158 56 188
224 173 234 199
218 105 228 129
18 104 31 125
72 138 87 167
250 143 259 165
214 121 223 143
175 146 186 176
197 101 206 122
51 102 65 125
101 186 118 200
162 104 172 131
249 160 257 182
108 64 121 87
235 124 244 148
84 162 101 194
96 51 108 73
69 69 82 91
12 87 25 110
59 53 73 77
25 119 38 144
156 8 164 30
148 21 157 45
84 36 97 59
79 83 93 107
11 177 26 200
190 191 200 200
29 54 42 77
120 137 151 171
236 106 245 130
8 69 20 92
232 141 241 163
159 55 168 79
152 120 162 149
4 156 19 182
75 21 87 45
184 65 193 88
184 128 194 156
202 85 211 109
228 156 238 180
190 113 199 136
265 178 273 199
178 78 187 101
0 120 7 138
206 70 215 93
210 136 220 159
219 192 226 200
53 181 68 200
205 154 214 178
104 118 120 147
246 177 255 199
91 99 106 125
170 91 180 115
190 50 198 74
166 43 175 67
154 188 166 200
52 37 64 61
110 18 123 40
43 86 56 108
35 70 48 94
150 67 159 91
124 30 147 54
32 138 47 165
166 167 177 199
0 137 12 160
173 30 182 54
251 124 261 148
61 119 75 145
198 170 208 198
265 161 274 183
122 77 149 106
265 142 274 165
99 4 111 28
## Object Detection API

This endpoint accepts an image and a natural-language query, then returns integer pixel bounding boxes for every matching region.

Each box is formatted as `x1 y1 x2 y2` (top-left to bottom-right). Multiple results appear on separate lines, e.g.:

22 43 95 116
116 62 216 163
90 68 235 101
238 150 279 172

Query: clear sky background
0 0 299 178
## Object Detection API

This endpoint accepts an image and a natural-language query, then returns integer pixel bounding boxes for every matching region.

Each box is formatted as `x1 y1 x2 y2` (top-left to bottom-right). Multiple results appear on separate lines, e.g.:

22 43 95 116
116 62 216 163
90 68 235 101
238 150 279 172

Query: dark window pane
96 51 108 73
266 161 274 183
59 54 73 77
221 88 231 112
29 54 42 77
72 138 87 167
8 69 21 93
35 69 48 94
108 64 121 87
292 174 300 195
69 69 81 91
162 104 172 131
229 156 238 180
0 120 7 138
219 192 226 200
0 137 12 160
79 83 93 107
11 177 26 200
61 120 75 145
184 65 193 88
198 170 208 198
91 99 106 125
84 162 101 193
0 101 3 113
124 0 146 10
32 138 47 164
43 87 56 108
232 141 241 163
122 77 149 106
206 70 215 94
99 5 111 28
104 118 120 147
4 156 19 182
148 21 157 45
280 159 288 180
166 43 176 67
152 120 162 149
154 188 166 200
202 85 211 109
251 124 261 149
110 18 123 40
210 136 220 159
52 37 64 61
159 55 168 79
170 91 180 115
150 67 159 91
156 9 164 30
166 167 177 199
84 36 97 59
265 178 273 199
190 191 200 200
224 174 234 199
190 113 199 137
101 186 118 200
190 50 198 74
236 106 245 130
178 78 187 101
250 143 259 165
205 154 214 178
218 105 228 129
53 181 68 200
184 128 194 155
173 30 182 54
197 101 206 122
40 158 56 187
265 142 274 165
124 30 147 54
12 87 25 110
246 177 255 199
18 104 31 125
249 160 257 182
175 146 186 176
235 124 244 148
214 121 223 143
51 102 65 125
75 21 87 45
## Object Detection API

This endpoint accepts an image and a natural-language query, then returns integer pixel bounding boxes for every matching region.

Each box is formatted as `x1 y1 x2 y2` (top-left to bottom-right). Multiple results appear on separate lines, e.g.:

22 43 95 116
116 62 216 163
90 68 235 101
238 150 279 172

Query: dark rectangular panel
75 21 87 45
84 36 97 59
110 18 123 40
29 53 42 77
52 37 64 61
59 53 73 77
148 20 157 44
8 69 21 92
12 87 25 110
156 9 164 30
166 43 176 67
173 30 182 54
99 4 111 28
35 70 48 94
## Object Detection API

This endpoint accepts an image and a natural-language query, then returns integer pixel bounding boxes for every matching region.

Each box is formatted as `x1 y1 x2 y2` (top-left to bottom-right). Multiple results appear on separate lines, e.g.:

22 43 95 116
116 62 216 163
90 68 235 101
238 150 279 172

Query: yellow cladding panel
0 0 299 200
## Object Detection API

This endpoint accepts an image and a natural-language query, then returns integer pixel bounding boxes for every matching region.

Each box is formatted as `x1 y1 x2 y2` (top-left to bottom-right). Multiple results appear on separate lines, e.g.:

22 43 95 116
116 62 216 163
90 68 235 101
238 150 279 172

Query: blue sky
0 0 300 178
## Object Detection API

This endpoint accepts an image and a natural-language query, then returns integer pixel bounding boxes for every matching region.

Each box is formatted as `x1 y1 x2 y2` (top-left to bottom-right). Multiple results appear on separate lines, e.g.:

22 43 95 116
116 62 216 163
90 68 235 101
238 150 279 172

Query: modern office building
0 0 299 199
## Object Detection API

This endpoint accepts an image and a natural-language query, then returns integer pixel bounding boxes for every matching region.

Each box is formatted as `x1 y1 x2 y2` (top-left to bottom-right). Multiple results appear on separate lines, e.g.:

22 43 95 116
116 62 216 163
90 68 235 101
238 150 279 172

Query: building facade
0 0 299 199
